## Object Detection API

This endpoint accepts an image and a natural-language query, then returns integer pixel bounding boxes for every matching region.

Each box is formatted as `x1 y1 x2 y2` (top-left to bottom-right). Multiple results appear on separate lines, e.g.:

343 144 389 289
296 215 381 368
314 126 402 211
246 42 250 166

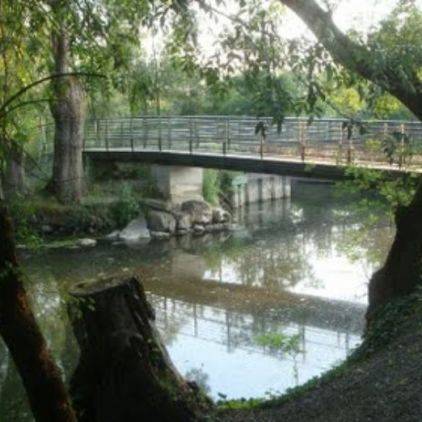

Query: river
0 181 394 420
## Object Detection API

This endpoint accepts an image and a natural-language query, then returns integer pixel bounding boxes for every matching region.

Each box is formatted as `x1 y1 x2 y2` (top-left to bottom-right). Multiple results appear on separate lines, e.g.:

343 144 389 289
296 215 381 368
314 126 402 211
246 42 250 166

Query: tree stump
68 276 212 422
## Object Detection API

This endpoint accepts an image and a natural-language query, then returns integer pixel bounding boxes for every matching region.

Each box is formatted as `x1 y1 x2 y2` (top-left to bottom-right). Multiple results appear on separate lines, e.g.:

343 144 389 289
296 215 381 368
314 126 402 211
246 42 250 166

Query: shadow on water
0 183 394 418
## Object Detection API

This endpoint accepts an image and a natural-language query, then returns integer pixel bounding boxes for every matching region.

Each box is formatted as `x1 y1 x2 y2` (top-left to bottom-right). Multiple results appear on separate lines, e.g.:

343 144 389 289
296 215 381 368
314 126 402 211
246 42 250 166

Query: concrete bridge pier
151 165 204 204
231 174 291 208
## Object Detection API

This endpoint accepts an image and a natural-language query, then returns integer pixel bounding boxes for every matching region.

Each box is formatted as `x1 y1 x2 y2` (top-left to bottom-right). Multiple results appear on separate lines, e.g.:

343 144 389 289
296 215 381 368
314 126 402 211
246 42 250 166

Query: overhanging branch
279 0 422 119
0 72 105 118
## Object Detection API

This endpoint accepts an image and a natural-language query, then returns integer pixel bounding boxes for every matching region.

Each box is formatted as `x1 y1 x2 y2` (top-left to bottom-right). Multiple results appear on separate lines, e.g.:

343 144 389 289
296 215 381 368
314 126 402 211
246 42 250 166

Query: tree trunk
0 203 76 421
68 276 212 422
49 25 86 204
3 143 26 199
367 180 422 320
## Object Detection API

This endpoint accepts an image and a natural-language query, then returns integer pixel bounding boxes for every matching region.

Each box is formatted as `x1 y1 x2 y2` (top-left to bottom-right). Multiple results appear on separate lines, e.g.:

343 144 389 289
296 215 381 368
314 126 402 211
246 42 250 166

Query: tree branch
279 0 422 119
0 99 51 119
0 72 105 116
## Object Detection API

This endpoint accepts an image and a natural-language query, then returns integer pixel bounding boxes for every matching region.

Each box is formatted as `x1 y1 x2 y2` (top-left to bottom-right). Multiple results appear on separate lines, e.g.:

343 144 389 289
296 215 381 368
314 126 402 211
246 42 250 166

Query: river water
0 182 394 420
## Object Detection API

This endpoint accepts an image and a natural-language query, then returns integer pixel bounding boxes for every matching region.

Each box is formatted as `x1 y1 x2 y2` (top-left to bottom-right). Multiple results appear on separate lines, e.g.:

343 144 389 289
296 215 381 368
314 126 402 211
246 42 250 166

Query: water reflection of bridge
144 276 365 335
148 294 361 388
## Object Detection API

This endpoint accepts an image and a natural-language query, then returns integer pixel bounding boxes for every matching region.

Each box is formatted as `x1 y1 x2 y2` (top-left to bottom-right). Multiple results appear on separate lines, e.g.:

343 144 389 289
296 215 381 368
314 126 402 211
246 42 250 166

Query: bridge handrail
38 115 422 170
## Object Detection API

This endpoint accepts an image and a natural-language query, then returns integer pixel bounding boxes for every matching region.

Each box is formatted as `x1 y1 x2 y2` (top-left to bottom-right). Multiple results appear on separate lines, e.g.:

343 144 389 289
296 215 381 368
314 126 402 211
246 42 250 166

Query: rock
41 224 53 234
119 215 150 241
150 231 171 240
141 198 173 213
147 210 176 234
181 200 212 225
175 212 192 231
193 224 205 235
205 223 225 233
227 223 243 231
105 230 120 241
212 207 231 224
77 238 97 248
176 228 190 236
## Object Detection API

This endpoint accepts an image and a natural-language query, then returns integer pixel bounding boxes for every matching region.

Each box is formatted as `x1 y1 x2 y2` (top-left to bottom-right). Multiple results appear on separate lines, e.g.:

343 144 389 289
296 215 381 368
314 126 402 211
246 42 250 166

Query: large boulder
147 210 176 234
212 207 231 224
119 215 151 242
181 200 212 225
175 212 192 231
141 198 173 213
77 238 97 248
193 224 205 235
150 231 171 240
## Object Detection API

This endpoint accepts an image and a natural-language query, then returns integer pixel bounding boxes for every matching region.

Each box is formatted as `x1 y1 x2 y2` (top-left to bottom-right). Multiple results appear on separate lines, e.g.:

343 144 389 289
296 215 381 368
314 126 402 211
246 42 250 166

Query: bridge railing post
347 130 354 164
189 117 193 153
130 118 134 152
299 120 306 162
382 122 388 165
336 121 343 164
399 123 405 169
143 117 147 149
105 120 109 152
95 119 99 148
259 128 265 159
226 118 230 152
158 116 162 151
168 116 172 150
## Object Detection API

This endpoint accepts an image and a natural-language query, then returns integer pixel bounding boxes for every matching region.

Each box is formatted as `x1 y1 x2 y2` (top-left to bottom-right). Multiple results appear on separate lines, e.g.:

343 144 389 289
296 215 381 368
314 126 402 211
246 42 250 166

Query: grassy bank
11 182 148 246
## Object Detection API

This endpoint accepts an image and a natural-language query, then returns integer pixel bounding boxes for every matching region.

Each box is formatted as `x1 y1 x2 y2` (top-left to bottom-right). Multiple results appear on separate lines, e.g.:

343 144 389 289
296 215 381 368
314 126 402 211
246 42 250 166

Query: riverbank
11 189 232 247
218 292 422 421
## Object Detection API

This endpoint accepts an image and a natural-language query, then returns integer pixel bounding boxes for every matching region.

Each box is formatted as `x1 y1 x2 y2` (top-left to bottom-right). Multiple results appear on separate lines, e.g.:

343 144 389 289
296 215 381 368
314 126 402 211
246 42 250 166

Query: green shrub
9 198 43 247
109 184 140 228
203 169 220 205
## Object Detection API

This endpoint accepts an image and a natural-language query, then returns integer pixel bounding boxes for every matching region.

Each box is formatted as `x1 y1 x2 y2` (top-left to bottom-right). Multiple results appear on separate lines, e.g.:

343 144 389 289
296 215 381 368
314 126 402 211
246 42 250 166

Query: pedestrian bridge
82 115 422 180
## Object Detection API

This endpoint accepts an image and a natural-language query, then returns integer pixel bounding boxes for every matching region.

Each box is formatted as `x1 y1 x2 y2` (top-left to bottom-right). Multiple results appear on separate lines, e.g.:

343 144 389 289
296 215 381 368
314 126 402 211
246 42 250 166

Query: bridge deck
84 147 422 180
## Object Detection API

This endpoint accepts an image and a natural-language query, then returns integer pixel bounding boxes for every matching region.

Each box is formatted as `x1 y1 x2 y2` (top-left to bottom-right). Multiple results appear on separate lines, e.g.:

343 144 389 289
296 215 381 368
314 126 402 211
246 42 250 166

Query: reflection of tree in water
226 236 316 290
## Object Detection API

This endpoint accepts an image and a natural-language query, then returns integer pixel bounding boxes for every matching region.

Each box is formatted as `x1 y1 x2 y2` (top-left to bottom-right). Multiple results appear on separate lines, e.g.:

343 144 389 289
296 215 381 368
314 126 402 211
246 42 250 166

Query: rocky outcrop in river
114 198 232 242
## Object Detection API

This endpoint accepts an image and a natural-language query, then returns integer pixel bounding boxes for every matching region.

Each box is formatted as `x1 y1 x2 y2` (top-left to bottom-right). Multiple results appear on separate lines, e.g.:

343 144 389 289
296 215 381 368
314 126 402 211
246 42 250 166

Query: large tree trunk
3 143 26 199
68 276 212 422
0 203 76 421
49 23 86 204
367 180 422 319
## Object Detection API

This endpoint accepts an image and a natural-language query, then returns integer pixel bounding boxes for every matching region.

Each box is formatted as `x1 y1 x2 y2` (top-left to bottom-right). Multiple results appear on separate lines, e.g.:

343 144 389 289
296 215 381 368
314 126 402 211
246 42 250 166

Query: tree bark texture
280 0 422 318
69 276 212 422
0 204 76 421
49 24 86 204
367 180 422 318
3 143 26 199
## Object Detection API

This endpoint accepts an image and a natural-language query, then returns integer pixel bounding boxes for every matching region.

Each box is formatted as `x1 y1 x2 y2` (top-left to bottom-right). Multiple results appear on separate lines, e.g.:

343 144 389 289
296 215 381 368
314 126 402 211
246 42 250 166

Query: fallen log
68 276 212 421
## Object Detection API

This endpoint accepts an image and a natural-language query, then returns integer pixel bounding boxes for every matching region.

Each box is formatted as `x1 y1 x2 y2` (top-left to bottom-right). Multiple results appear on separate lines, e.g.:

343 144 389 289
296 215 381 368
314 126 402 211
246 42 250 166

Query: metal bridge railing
42 115 422 169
